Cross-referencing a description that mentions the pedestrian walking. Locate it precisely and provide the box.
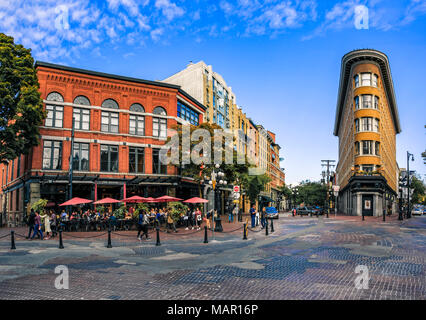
[232,205,238,223]
[228,206,234,223]
[194,207,202,230]
[50,211,57,237]
[26,209,36,239]
[40,211,51,240]
[261,207,266,228]
[166,211,177,233]
[255,209,260,226]
[250,204,256,228]
[31,211,44,240]
[185,208,194,230]
[137,210,145,240]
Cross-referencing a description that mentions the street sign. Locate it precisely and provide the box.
[233,192,240,199]
[333,191,339,197]
[332,185,340,192]
[234,186,240,193]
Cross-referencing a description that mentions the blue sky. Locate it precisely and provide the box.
[1,0,425,184]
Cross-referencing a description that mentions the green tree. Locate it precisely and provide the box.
[167,201,189,222]
[279,185,292,199]
[0,33,45,163]
[246,174,271,204]
[411,176,425,204]
[295,181,327,206]
[166,122,252,196]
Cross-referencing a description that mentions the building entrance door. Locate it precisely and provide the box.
[362,195,374,216]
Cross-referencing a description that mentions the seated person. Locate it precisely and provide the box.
[124,211,132,220]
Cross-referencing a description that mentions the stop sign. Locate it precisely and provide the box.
[234,186,240,193]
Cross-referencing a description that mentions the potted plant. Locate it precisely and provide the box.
[167,202,188,222]
[113,204,127,220]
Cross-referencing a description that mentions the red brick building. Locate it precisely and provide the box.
[0,62,206,226]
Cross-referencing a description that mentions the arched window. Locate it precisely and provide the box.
[102,99,119,109]
[73,96,91,105]
[129,104,145,136]
[153,106,167,116]
[46,92,64,102]
[152,107,167,138]
[45,92,64,127]
[130,103,145,113]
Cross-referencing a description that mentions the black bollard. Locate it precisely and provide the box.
[203,226,208,244]
[362,212,365,221]
[265,220,269,236]
[59,229,64,249]
[383,209,386,222]
[107,227,112,248]
[156,227,161,246]
[243,223,247,240]
[11,231,16,250]
[270,218,274,233]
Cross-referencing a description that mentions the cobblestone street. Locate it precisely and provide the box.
[0,214,424,300]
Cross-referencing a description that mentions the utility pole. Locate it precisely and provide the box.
[321,160,336,218]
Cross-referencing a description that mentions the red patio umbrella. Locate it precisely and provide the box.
[121,195,147,203]
[45,202,56,207]
[59,197,92,206]
[155,195,183,202]
[183,197,209,204]
[142,197,157,203]
[93,197,122,204]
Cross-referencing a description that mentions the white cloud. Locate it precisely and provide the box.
[155,0,185,21]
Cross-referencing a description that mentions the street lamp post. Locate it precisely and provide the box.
[207,164,227,233]
[406,151,414,219]
[398,175,404,221]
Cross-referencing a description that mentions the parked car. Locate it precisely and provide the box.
[309,206,324,216]
[411,208,423,216]
[296,207,313,216]
[265,207,279,219]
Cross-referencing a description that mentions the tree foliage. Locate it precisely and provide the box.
[246,174,271,204]
[167,201,188,222]
[294,181,327,206]
[0,33,46,163]
[166,122,256,196]
[411,176,425,204]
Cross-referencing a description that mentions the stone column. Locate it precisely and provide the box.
[356,193,362,216]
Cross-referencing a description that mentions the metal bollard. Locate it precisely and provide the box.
[11,231,16,250]
[270,218,274,233]
[265,220,269,236]
[383,209,386,222]
[156,227,161,246]
[243,223,247,240]
[203,226,208,244]
[59,229,64,249]
[107,227,112,248]
[362,213,365,221]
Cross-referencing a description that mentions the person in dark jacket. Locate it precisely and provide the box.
[260,207,266,229]
[31,211,43,240]
[26,209,36,239]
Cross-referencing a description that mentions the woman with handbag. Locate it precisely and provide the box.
[195,207,202,230]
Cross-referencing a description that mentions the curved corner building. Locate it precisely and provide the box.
[334,49,401,217]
